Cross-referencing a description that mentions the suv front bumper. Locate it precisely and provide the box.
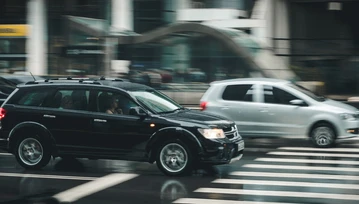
[199,139,244,165]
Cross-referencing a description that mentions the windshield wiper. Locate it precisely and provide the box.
[159,107,185,114]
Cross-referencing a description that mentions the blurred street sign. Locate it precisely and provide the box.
[0,25,28,37]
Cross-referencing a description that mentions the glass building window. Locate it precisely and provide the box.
[0,0,27,24]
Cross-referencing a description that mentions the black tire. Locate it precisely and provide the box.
[310,123,336,148]
[14,134,52,170]
[155,139,193,176]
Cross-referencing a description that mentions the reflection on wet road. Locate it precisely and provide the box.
[1,138,359,204]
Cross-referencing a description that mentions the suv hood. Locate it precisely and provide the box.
[163,109,235,128]
[322,99,358,113]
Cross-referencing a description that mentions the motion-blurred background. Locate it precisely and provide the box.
[1,0,359,105]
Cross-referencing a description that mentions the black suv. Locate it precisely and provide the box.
[0,77,244,176]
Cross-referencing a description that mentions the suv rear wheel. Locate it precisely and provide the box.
[156,139,193,176]
[310,123,336,148]
[14,134,51,169]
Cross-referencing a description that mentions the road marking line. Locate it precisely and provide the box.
[53,173,138,203]
[173,198,299,204]
[243,164,359,172]
[195,188,359,201]
[277,147,359,152]
[0,172,96,181]
[267,151,359,158]
[230,171,359,180]
[213,179,359,189]
[256,157,359,165]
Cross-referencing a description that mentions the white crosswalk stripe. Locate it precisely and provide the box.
[277,147,359,152]
[213,179,359,189]
[173,145,359,204]
[255,157,359,165]
[173,198,300,204]
[267,151,359,158]
[195,188,359,201]
[230,171,359,181]
[243,164,359,172]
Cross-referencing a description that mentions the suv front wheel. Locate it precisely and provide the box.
[156,139,193,176]
[14,135,51,169]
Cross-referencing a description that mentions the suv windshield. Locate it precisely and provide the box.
[288,83,326,102]
[130,89,183,114]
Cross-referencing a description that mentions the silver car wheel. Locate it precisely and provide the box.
[313,127,334,146]
[160,143,188,173]
[18,138,43,166]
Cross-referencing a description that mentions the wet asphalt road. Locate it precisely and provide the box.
[1,137,359,204]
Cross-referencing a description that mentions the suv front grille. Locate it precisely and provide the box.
[224,125,239,140]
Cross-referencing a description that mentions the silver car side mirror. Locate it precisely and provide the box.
[290,99,305,106]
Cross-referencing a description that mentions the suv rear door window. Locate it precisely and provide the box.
[222,84,254,102]
[43,89,90,111]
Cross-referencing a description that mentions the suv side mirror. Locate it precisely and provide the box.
[290,99,306,106]
[129,106,147,117]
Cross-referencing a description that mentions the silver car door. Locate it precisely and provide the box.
[258,84,310,137]
[218,83,263,137]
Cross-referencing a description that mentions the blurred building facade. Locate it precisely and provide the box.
[0,0,358,94]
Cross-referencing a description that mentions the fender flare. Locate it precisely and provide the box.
[146,127,204,159]
[8,121,58,155]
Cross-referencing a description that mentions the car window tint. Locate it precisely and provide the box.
[264,85,298,105]
[43,89,90,111]
[16,90,52,107]
[97,91,137,115]
[222,84,254,102]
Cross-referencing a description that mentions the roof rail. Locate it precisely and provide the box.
[25,81,39,85]
[44,77,90,82]
[98,76,126,82]
[23,78,102,85]
[79,80,102,85]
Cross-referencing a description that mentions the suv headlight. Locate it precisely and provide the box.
[340,113,356,121]
[198,128,225,139]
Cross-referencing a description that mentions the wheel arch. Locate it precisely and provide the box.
[307,120,338,138]
[8,121,58,156]
[146,127,204,163]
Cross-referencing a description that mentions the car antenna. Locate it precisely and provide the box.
[29,72,36,81]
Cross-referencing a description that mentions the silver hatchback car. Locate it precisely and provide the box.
[200,78,359,147]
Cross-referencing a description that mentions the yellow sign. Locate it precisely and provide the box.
[0,25,28,37]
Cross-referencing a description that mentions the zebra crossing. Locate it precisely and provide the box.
[173,145,359,204]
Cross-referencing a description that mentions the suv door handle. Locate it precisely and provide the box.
[94,119,107,123]
[43,114,56,118]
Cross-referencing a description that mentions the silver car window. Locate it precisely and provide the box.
[222,84,255,102]
[264,85,299,105]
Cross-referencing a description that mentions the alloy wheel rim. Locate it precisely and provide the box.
[18,138,43,166]
[314,127,333,146]
[160,143,188,173]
